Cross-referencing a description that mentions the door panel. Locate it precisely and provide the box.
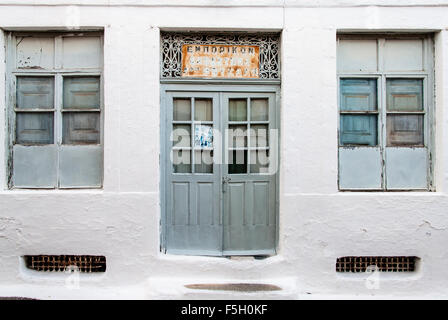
[171,182,190,226]
[222,92,277,255]
[223,180,276,255]
[165,92,222,255]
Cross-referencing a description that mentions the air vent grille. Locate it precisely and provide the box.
[336,256,418,272]
[24,255,106,272]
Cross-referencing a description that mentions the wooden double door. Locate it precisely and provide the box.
[162,85,279,256]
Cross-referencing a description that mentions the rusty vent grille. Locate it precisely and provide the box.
[24,255,106,273]
[336,256,418,272]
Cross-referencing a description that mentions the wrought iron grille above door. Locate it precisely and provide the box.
[160,32,281,79]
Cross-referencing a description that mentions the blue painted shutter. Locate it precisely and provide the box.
[13,76,56,188]
[385,78,427,189]
[340,79,377,146]
[60,76,102,188]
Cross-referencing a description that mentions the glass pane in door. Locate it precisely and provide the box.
[229,99,247,121]
[195,98,213,121]
[174,98,191,121]
[228,150,247,174]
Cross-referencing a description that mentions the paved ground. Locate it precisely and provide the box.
[0,297,37,300]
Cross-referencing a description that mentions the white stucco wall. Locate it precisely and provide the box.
[1,0,448,299]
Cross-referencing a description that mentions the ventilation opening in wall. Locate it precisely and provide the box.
[336,256,419,272]
[24,255,106,273]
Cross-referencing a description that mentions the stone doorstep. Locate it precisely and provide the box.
[144,277,300,299]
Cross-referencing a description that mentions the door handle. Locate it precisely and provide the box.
[222,176,231,193]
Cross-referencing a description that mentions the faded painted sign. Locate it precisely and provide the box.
[181,44,259,78]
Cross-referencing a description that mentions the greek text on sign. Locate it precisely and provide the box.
[181,45,260,78]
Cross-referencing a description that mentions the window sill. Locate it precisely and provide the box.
[0,188,104,195]
[337,190,442,196]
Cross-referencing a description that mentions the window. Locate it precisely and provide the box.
[7,32,103,188]
[337,35,434,190]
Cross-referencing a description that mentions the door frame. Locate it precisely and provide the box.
[160,82,281,255]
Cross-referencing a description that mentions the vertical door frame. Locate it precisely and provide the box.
[160,82,281,255]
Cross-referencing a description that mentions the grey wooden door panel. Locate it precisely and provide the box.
[167,225,222,256]
[165,91,222,255]
[166,179,221,254]
[253,182,271,225]
[227,181,275,226]
[223,226,276,256]
[226,182,245,226]
[169,179,218,226]
[170,182,190,226]
[223,180,276,254]
[222,92,277,255]
[197,182,215,226]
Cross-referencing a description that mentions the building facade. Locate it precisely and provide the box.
[0,0,448,299]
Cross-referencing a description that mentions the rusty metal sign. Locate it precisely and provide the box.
[181,44,260,78]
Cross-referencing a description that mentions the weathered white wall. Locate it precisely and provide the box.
[0,1,448,299]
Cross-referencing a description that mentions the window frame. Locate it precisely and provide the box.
[5,31,104,189]
[337,34,434,191]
